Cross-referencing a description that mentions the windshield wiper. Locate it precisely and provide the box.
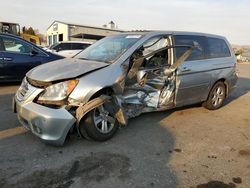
[79,57,89,60]
[92,59,111,64]
[79,57,111,64]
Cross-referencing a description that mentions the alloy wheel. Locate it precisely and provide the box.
[211,85,225,107]
[93,105,116,134]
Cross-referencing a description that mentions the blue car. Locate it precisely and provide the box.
[0,33,63,82]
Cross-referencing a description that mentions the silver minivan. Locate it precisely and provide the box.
[13,31,238,145]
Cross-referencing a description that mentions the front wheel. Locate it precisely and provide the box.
[203,81,226,110]
[79,104,119,141]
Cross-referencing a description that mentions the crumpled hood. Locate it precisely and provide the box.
[26,58,109,82]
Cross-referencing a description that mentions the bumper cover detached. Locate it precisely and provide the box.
[15,99,76,146]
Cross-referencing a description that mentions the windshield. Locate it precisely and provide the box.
[75,34,142,63]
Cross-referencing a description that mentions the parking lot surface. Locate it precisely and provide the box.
[0,63,249,188]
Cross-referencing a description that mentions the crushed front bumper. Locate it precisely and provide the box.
[14,98,76,146]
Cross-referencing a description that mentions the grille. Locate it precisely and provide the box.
[16,78,36,102]
[17,88,27,101]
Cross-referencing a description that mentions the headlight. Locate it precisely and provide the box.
[37,79,78,105]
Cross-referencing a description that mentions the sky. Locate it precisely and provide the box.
[1,0,250,45]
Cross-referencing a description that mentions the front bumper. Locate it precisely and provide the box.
[14,98,76,145]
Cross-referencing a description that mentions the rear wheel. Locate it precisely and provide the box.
[203,81,226,110]
[79,104,119,141]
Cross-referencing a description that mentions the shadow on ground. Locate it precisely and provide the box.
[0,98,178,188]
[224,77,250,105]
[0,93,19,131]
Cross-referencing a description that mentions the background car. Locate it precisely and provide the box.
[0,33,64,82]
[45,41,93,58]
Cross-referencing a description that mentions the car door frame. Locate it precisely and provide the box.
[174,35,211,107]
[125,34,180,110]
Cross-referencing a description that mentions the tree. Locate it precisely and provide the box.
[22,26,36,35]
[36,33,46,43]
[22,26,26,33]
[27,27,35,35]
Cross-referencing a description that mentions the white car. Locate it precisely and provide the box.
[47,41,92,58]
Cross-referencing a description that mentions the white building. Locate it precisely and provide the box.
[46,20,124,45]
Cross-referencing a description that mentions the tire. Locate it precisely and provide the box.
[79,104,119,141]
[203,81,226,110]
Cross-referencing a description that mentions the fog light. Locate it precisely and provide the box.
[32,119,43,134]
[33,125,42,134]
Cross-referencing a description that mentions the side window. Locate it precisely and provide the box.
[175,35,205,61]
[136,36,170,68]
[71,43,90,50]
[0,36,5,51]
[59,43,71,51]
[53,43,70,51]
[205,38,231,58]
[142,36,169,56]
[2,36,32,54]
[51,43,61,51]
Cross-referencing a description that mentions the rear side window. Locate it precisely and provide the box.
[52,43,71,51]
[71,43,90,50]
[175,35,205,61]
[205,37,231,58]
[59,43,71,51]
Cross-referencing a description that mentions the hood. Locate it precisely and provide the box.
[26,58,109,82]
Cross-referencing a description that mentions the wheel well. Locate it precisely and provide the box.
[89,87,114,101]
[213,78,229,97]
[204,78,228,102]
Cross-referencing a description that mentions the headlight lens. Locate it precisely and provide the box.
[37,80,78,103]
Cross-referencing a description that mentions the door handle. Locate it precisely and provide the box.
[3,57,13,61]
[181,67,191,72]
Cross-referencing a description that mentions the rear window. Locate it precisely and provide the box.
[205,37,231,58]
[175,35,205,61]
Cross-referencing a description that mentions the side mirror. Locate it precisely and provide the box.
[137,70,147,85]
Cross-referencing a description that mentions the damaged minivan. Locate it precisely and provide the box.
[13,31,238,145]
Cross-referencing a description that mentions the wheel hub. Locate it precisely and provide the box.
[93,105,115,134]
[211,86,224,107]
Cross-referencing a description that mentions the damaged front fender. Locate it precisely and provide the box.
[75,95,127,138]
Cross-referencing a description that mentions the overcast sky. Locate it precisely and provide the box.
[1,0,250,44]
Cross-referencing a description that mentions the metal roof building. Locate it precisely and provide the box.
[46,20,124,45]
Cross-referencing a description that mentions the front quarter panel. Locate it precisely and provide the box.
[69,62,124,104]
